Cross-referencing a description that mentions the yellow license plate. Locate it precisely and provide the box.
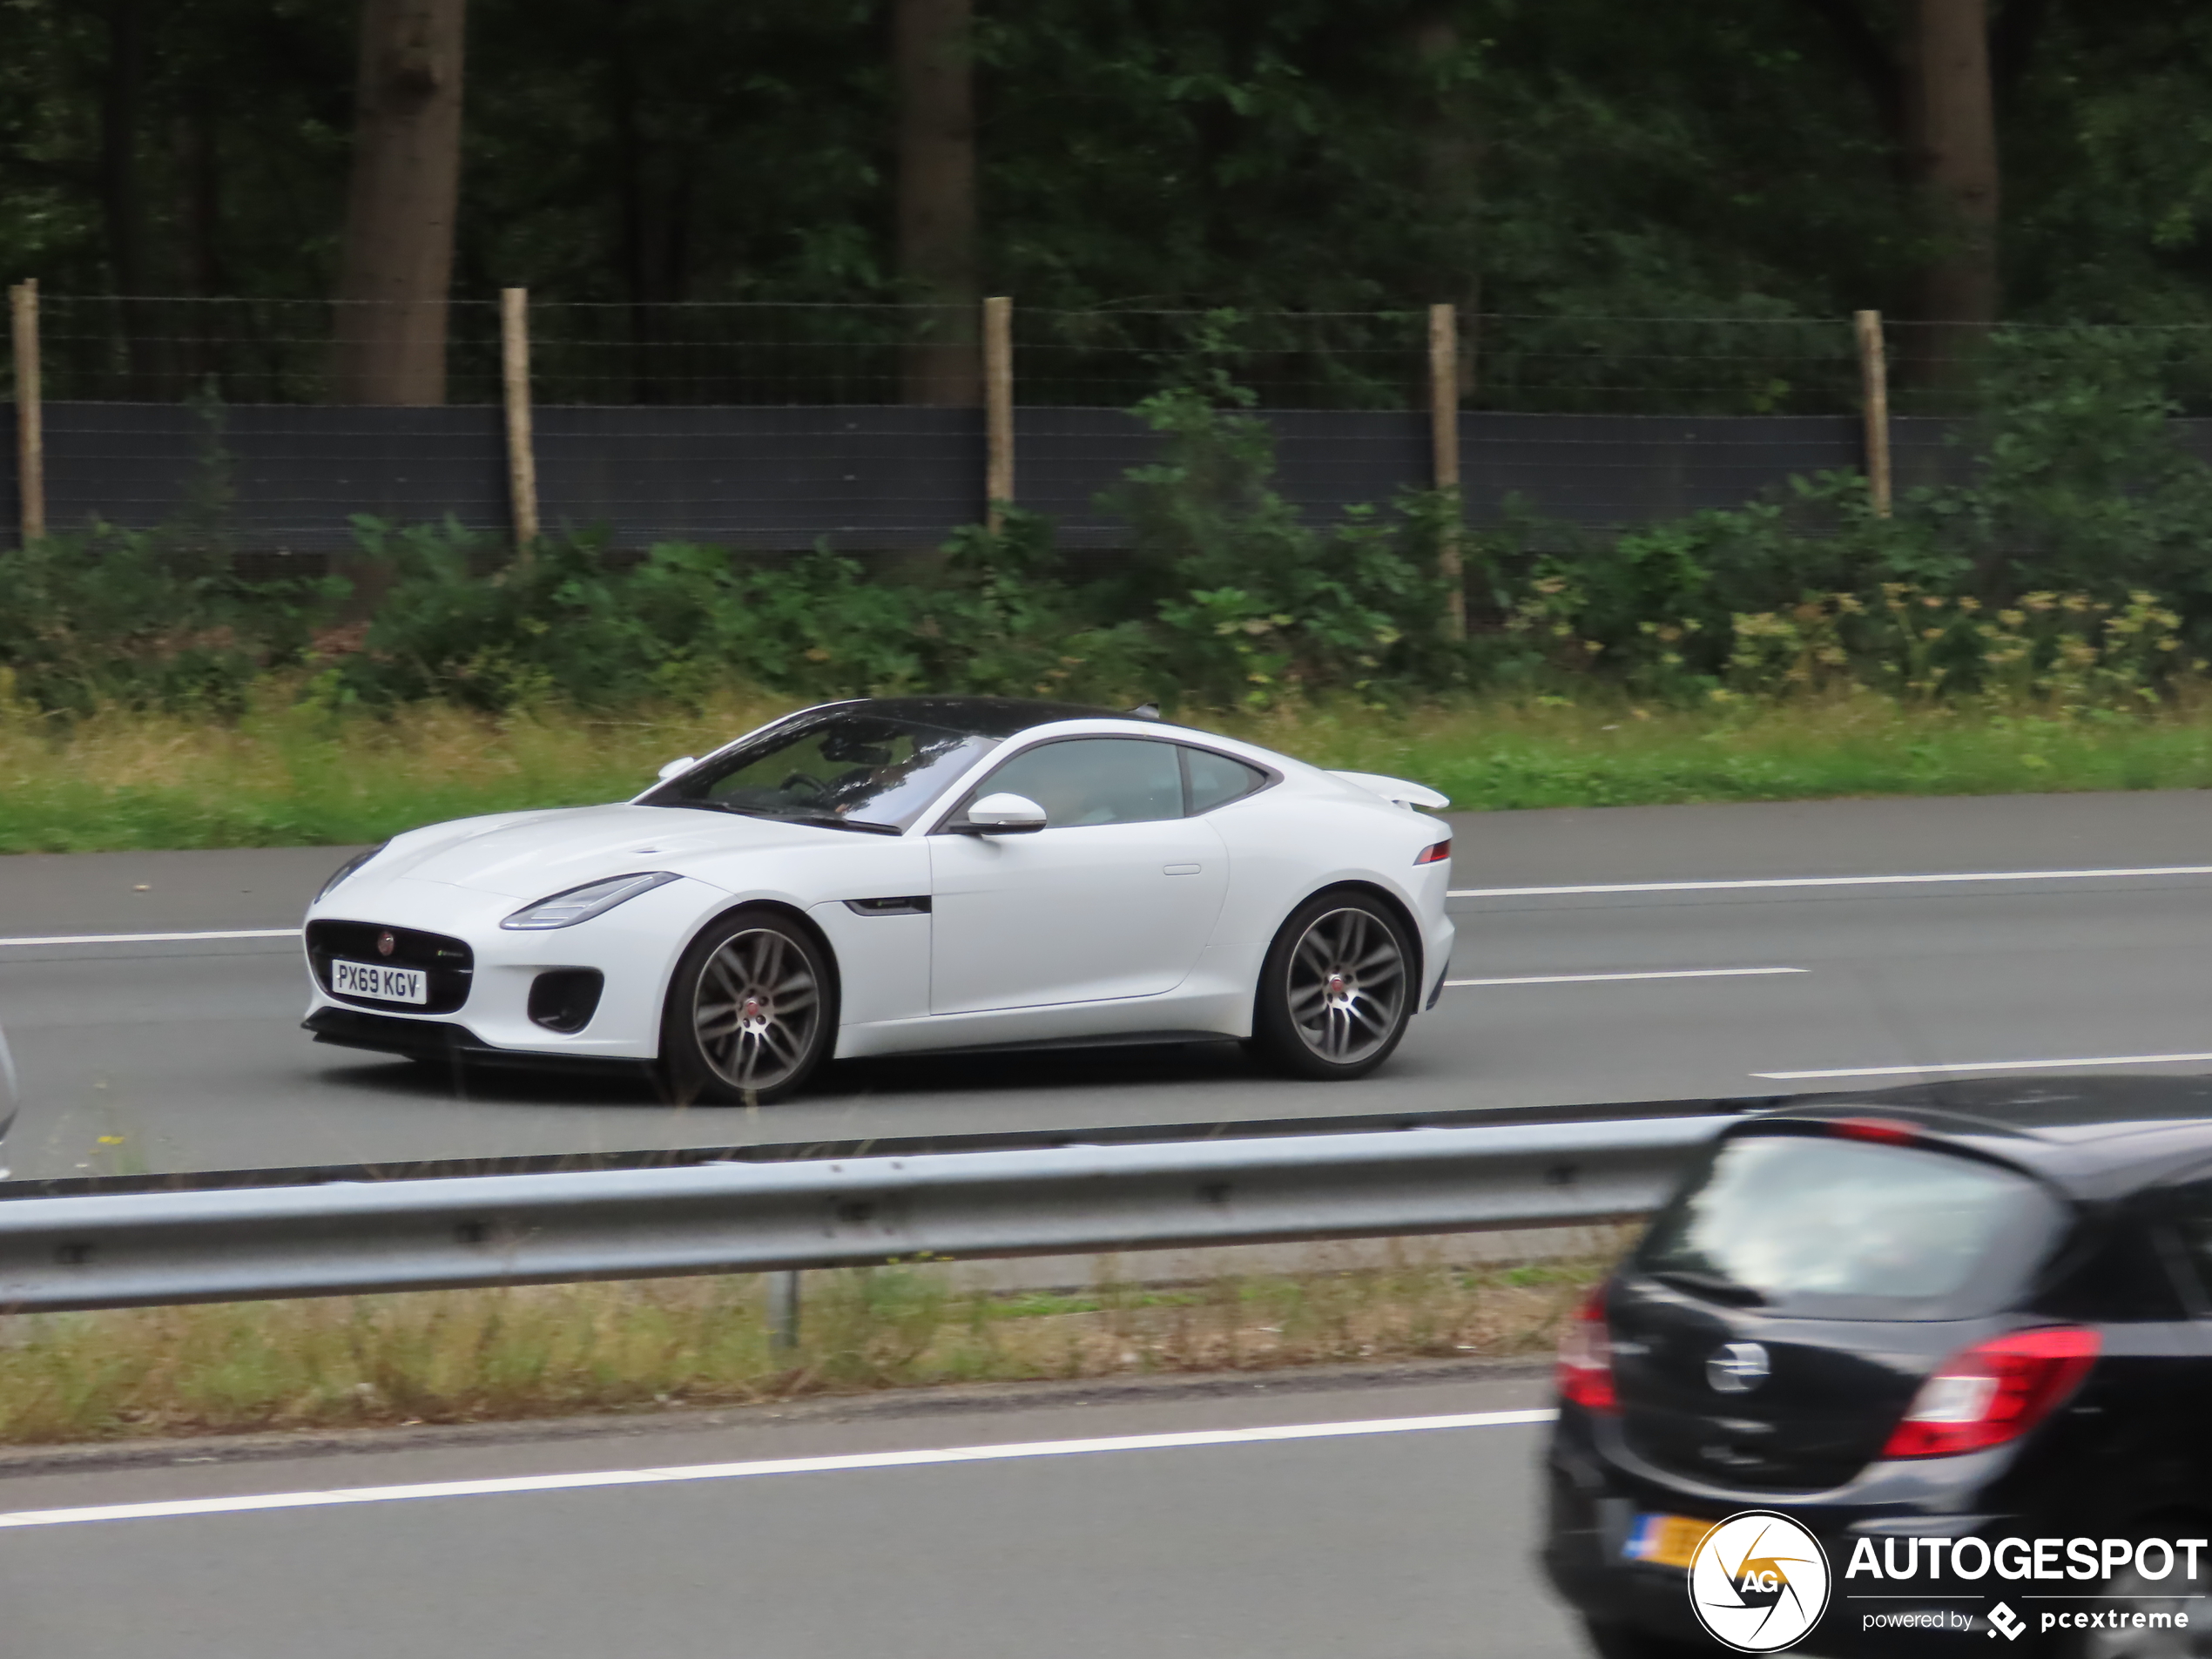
[1623,1513,1710,1569]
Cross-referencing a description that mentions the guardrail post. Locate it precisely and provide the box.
[501,286,540,552]
[982,294,1013,532]
[1853,308,1892,519]
[1427,302,1465,642]
[766,1268,801,1352]
[10,279,44,546]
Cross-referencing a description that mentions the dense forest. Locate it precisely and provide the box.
[3,0,2210,350]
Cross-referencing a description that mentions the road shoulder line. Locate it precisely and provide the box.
[0,1407,1560,1528]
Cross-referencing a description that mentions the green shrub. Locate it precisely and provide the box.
[1109,384,1460,707]
[0,521,338,716]
[1472,327,2212,707]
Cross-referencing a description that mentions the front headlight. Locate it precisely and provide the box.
[315,842,388,904]
[500,872,680,931]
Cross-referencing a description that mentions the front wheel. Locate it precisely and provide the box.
[1247,888,1416,1081]
[659,907,835,1105]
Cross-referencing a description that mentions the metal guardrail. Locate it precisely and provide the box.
[0,1115,1731,1316]
[0,1093,1768,1202]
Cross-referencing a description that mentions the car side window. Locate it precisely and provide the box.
[1183,746,1265,813]
[2152,1181,2212,1316]
[972,738,1184,827]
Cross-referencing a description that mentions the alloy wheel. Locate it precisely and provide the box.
[691,927,822,1090]
[1285,906,1407,1065]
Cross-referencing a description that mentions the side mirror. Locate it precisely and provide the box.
[961,792,1049,835]
[657,756,698,783]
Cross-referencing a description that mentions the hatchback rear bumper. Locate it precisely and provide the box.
[1542,1408,2036,1656]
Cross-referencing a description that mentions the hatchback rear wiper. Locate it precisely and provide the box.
[1647,1267,1769,1307]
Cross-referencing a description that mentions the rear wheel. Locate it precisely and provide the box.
[2069,1523,2212,1658]
[1581,1620,1708,1659]
[1247,888,1415,1081]
[659,907,834,1105]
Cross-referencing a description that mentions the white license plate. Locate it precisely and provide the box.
[332,958,428,1005]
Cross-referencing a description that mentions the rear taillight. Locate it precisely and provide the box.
[1556,1283,1617,1413]
[1880,1326,2101,1459]
[1828,1116,1919,1147]
[1416,839,1451,866]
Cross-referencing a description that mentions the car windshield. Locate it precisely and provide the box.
[1637,1132,2061,1317]
[644,712,998,830]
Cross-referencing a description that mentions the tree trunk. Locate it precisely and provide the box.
[330,0,468,406]
[1909,0,1999,376]
[98,0,153,392]
[1409,13,1480,398]
[894,0,979,406]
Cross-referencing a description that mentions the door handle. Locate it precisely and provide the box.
[1163,863,1203,876]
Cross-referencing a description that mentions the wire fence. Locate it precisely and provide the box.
[11,295,2212,553]
[5,295,2045,415]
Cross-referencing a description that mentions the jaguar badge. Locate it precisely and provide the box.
[376,930,397,957]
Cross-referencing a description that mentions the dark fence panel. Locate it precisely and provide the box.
[10,402,2181,555]
[535,406,982,550]
[37,403,507,550]
[1,405,15,542]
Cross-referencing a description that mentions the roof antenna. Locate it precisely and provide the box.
[1127,703,1161,719]
[1844,962,1966,1116]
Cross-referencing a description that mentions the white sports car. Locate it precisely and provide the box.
[302,698,1454,1103]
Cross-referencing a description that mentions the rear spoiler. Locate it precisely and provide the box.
[1325,770,1451,811]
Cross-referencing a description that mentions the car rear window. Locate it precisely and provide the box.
[1636,1132,2065,1318]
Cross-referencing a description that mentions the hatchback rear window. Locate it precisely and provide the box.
[1636,1132,2064,1319]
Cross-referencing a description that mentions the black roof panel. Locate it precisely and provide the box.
[1748,1075,2212,1197]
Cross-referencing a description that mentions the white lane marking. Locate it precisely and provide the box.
[1757,1052,2212,1081]
[1450,865,2212,900]
[0,1408,1556,1530]
[0,928,300,948]
[1447,967,1804,988]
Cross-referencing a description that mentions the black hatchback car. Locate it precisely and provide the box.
[1543,1077,2212,1657]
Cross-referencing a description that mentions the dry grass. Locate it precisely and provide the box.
[10,679,2212,852]
[0,1245,1610,1446]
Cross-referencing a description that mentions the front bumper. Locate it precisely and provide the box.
[301,1008,656,1076]
[301,873,718,1062]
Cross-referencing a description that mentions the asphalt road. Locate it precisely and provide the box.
[4,790,2212,1177]
[0,1370,1568,1659]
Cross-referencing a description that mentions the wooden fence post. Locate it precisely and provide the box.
[10,280,44,545]
[982,295,1013,532]
[1428,302,1466,642]
[1853,308,1892,520]
[500,287,540,551]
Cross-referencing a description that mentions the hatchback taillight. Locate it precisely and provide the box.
[1880,1326,2101,1459]
[1416,839,1451,866]
[1556,1283,1617,1413]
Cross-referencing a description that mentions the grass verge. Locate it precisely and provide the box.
[0,1248,1604,1446]
[7,685,2212,853]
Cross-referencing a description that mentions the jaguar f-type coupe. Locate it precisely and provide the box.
[302,698,1455,1102]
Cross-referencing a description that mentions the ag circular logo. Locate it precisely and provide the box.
[1688,1511,1831,1653]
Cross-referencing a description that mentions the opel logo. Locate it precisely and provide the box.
[376,930,397,958]
[1708,1341,1769,1394]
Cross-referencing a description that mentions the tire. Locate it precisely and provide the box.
[2060,1522,2212,1658]
[659,907,836,1105]
[1581,1622,1708,1659]
[1247,887,1416,1081]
